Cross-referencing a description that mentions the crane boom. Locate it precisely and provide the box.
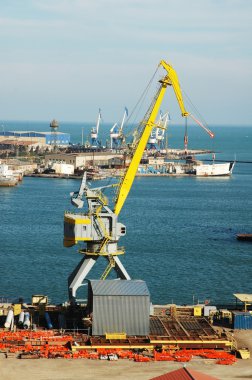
[114,60,188,216]
[96,108,102,134]
[159,60,189,118]
[160,61,214,139]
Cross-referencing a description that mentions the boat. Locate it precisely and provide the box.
[138,159,235,177]
[236,234,252,242]
[0,176,18,187]
[0,164,19,187]
[189,161,235,177]
[172,155,235,176]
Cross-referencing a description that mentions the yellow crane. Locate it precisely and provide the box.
[114,60,189,216]
[64,60,189,303]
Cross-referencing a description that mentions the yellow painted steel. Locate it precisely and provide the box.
[67,237,92,242]
[159,60,189,118]
[150,339,232,346]
[105,332,126,340]
[31,295,48,305]
[193,306,203,316]
[72,345,155,352]
[101,255,116,279]
[82,249,125,256]
[114,60,188,216]
[13,304,21,316]
[71,339,232,352]
[64,237,92,247]
[64,215,91,225]
[238,348,250,359]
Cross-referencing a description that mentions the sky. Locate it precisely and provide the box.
[0,0,252,125]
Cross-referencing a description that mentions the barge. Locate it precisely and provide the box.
[237,234,252,241]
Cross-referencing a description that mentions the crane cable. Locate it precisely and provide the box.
[189,114,214,138]
[123,65,160,139]
[99,67,159,192]
[182,88,216,155]
[182,89,208,127]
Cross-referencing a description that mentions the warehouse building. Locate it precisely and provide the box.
[87,280,150,336]
[45,151,125,169]
[0,131,70,147]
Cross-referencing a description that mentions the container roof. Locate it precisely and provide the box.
[232,311,251,316]
[234,293,252,303]
[89,280,150,296]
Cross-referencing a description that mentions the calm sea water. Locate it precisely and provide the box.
[0,122,252,305]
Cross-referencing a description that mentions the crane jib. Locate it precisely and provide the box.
[114,73,177,216]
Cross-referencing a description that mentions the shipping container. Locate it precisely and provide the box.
[232,311,252,329]
[204,306,217,317]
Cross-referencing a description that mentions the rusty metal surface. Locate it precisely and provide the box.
[149,316,220,341]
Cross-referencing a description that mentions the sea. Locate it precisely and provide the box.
[0,120,252,306]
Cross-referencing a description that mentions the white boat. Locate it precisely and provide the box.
[138,159,235,177]
[193,162,235,176]
[0,176,18,186]
[0,164,18,186]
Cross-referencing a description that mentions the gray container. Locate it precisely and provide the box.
[204,306,217,317]
[88,280,150,336]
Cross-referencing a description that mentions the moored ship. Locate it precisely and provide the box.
[189,161,235,176]
[0,164,19,186]
[138,158,235,177]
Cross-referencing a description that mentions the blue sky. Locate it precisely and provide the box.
[0,0,252,125]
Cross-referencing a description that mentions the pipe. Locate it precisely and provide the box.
[4,309,14,328]
[23,312,31,329]
[18,311,25,326]
[45,312,53,329]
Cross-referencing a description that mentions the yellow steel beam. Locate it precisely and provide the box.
[114,60,188,216]
[71,339,232,352]
[64,215,91,225]
[114,78,168,216]
[150,340,232,346]
[159,60,189,117]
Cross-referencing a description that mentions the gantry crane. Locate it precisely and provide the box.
[90,109,102,148]
[147,111,169,150]
[156,112,169,150]
[110,107,128,149]
[64,60,189,303]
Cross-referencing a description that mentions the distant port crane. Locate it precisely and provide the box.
[110,107,128,149]
[64,60,190,303]
[90,109,102,148]
[156,112,169,150]
[147,111,169,150]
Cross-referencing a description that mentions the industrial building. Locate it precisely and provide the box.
[0,131,70,149]
[87,280,150,336]
[45,151,125,170]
